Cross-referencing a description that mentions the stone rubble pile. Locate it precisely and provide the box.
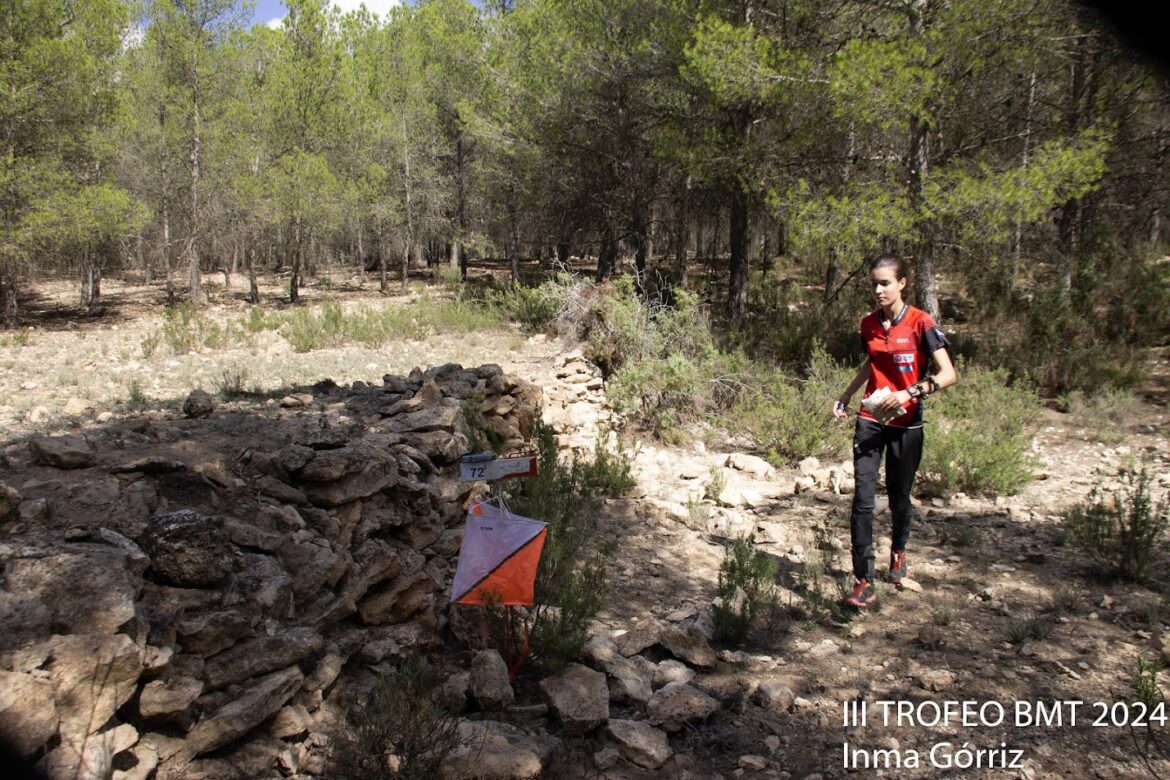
[0,363,552,780]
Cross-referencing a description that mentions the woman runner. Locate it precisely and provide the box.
[833,255,957,608]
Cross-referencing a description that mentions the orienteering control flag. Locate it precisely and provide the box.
[451,501,548,606]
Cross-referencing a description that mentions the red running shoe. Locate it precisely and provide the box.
[888,550,907,585]
[844,578,876,608]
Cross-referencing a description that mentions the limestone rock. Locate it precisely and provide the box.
[604,654,655,705]
[919,669,956,692]
[647,682,720,732]
[739,754,768,771]
[15,634,144,770]
[278,536,340,599]
[607,719,673,770]
[440,720,558,780]
[203,628,323,691]
[386,402,464,435]
[726,453,775,480]
[304,652,346,694]
[357,570,437,625]
[435,672,470,714]
[140,510,232,588]
[295,440,402,507]
[110,457,187,475]
[752,680,795,710]
[177,610,255,657]
[653,660,695,690]
[0,669,59,757]
[182,390,217,419]
[29,434,97,469]
[268,704,313,739]
[0,481,21,519]
[539,663,609,735]
[139,675,204,721]
[616,619,663,657]
[659,624,717,670]
[183,666,304,758]
[0,546,141,652]
[470,649,514,711]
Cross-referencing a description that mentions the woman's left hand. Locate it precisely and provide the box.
[877,389,912,413]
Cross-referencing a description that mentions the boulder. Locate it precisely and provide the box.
[139,676,204,721]
[440,720,558,780]
[8,634,144,773]
[0,546,141,652]
[278,536,340,599]
[203,628,323,691]
[110,457,187,475]
[616,619,664,657]
[435,672,470,714]
[295,440,402,507]
[0,481,21,519]
[539,663,609,735]
[725,453,775,480]
[607,719,673,770]
[182,390,217,419]
[752,680,795,710]
[0,669,59,757]
[386,402,464,435]
[268,704,313,739]
[653,660,694,690]
[357,571,437,625]
[604,654,655,704]
[140,510,232,588]
[402,430,469,464]
[177,610,255,657]
[659,624,717,670]
[470,650,514,710]
[29,434,97,469]
[647,682,720,732]
[183,666,304,758]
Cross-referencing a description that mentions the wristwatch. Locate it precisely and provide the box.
[907,383,923,399]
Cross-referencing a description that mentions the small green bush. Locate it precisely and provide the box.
[327,656,467,780]
[486,279,566,331]
[970,284,1150,394]
[726,345,854,464]
[143,303,245,357]
[508,422,633,670]
[713,536,778,646]
[1064,464,1169,584]
[918,362,1039,497]
[213,366,251,400]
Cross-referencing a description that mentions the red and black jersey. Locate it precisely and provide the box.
[857,304,949,428]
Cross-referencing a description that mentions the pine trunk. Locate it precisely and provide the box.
[728,190,749,321]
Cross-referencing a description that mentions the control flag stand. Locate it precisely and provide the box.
[451,450,545,677]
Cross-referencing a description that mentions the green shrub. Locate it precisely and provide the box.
[507,422,633,670]
[143,303,245,357]
[1003,614,1055,645]
[327,656,467,780]
[0,329,31,348]
[486,278,567,331]
[969,285,1149,394]
[713,536,778,646]
[1064,464,1169,584]
[213,366,251,400]
[726,345,855,464]
[918,362,1039,497]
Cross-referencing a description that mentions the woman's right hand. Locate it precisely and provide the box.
[832,399,850,420]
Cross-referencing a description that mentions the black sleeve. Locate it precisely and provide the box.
[922,321,950,355]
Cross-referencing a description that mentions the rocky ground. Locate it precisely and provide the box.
[2,275,1169,779]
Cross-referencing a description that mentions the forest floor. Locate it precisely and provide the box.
[3,272,1170,779]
